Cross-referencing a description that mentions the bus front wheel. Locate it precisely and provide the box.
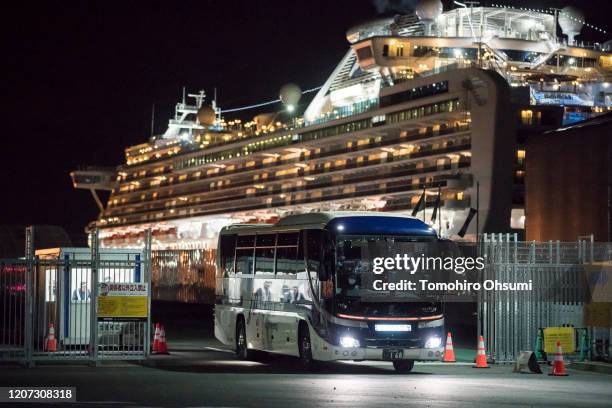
[298,323,316,369]
[393,360,415,373]
[236,317,253,360]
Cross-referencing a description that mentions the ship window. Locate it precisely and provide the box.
[356,46,373,60]
[382,44,389,57]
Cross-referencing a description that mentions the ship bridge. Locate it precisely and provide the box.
[304,2,611,123]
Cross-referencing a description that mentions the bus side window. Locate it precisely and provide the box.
[219,234,236,277]
[255,234,275,275]
[276,232,299,276]
[305,229,322,273]
[236,235,255,274]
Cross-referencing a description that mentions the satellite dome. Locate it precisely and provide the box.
[197,106,216,126]
[279,83,302,107]
[558,6,584,43]
[415,0,443,22]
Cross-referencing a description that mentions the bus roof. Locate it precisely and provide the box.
[222,212,437,237]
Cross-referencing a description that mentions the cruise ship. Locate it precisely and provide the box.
[72,1,612,302]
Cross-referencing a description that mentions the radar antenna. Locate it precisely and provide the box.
[187,90,207,108]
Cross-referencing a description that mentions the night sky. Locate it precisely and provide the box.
[2,0,611,234]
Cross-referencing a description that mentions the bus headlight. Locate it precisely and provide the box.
[339,336,360,348]
[425,336,442,349]
[418,318,444,329]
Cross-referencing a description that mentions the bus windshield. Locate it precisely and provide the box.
[334,235,443,315]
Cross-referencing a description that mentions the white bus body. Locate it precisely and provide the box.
[214,212,446,372]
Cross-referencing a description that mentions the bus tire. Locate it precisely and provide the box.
[235,317,253,360]
[298,322,316,369]
[393,360,415,373]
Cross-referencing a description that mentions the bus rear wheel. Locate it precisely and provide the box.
[298,324,316,369]
[236,317,253,360]
[393,360,415,373]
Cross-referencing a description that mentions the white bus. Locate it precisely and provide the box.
[214,212,448,372]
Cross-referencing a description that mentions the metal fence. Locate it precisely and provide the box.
[151,249,216,303]
[0,227,152,366]
[479,233,612,363]
[0,260,27,362]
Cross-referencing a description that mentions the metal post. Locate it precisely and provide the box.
[475,181,481,347]
[476,181,480,236]
[422,187,426,223]
[90,229,100,366]
[24,226,34,367]
[476,237,483,340]
[438,186,442,235]
[144,229,152,359]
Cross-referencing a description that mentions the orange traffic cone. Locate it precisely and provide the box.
[152,323,161,352]
[549,341,569,376]
[45,323,57,352]
[473,335,490,368]
[156,325,169,355]
[443,332,456,363]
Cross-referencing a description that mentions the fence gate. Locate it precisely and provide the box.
[478,234,612,363]
[0,227,152,366]
[0,259,28,362]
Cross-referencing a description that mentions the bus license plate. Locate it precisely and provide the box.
[383,349,404,360]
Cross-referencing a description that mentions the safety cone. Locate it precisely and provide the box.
[45,323,57,352]
[549,341,569,376]
[443,332,456,363]
[152,323,161,352]
[156,325,169,355]
[473,335,490,368]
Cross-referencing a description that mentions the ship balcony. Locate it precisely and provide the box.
[99,163,470,228]
[102,154,471,222]
[108,128,471,206]
[118,100,467,193]
[117,114,470,191]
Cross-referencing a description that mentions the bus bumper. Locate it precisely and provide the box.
[311,331,443,362]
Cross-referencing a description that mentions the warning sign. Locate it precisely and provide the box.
[97,283,148,320]
[543,327,575,354]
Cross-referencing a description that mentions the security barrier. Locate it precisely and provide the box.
[0,227,152,366]
[479,234,612,363]
[0,260,27,362]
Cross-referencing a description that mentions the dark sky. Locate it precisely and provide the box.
[2,0,610,233]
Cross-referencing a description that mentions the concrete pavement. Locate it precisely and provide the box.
[1,302,609,407]
[1,339,611,407]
